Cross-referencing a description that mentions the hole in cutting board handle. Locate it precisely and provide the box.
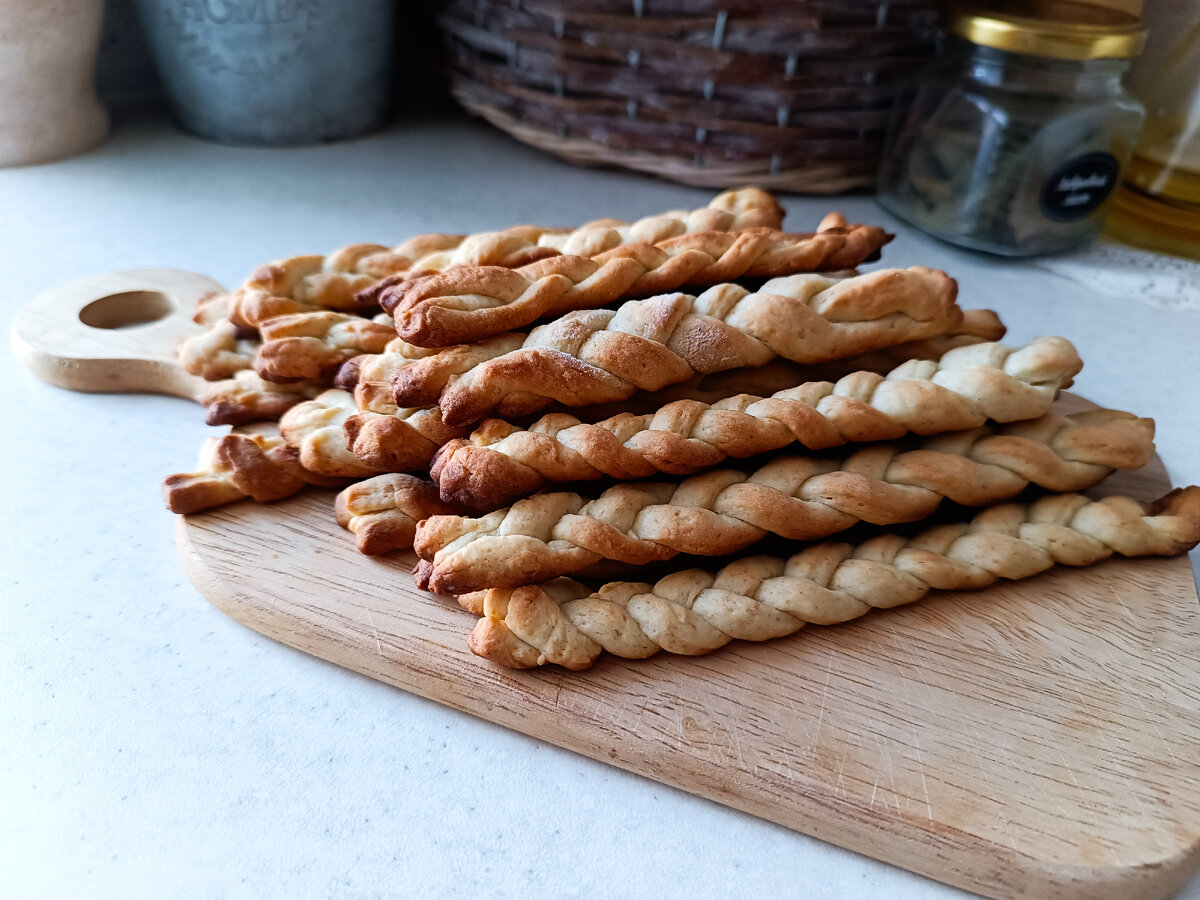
[78,290,174,329]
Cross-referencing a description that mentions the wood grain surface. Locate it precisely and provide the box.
[177,395,1200,900]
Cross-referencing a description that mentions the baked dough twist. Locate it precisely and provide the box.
[162,426,348,515]
[343,406,470,473]
[387,224,891,347]
[338,310,1005,476]
[198,371,325,426]
[335,474,460,555]
[413,408,1155,594]
[277,390,382,478]
[338,333,527,470]
[253,311,396,383]
[431,336,1081,509]
[177,189,784,392]
[179,319,259,381]
[416,268,964,427]
[229,188,784,328]
[460,487,1200,669]
[564,308,1007,419]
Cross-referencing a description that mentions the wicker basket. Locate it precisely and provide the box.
[440,0,943,193]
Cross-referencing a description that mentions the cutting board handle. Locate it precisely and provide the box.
[11,268,226,399]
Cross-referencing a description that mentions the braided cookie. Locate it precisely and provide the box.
[584,308,1007,419]
[344,406,470,473]
[198,371,325,426]
[179,319,259,381]
[344,332,527,411]
[340,311,1007,478]
[231,188,784,328]
[387,223,891,347]
[335,474,460,556]
[162,427,348,515]
[460,487,1200,669]
[413,408,1155,594]
[277,390,382,478]
[177,189,784,388]
[253,311,396,383]
[332,334,531,472]
[335,308,1002,476]
[431,336,1082,509]
[419,267,964,427]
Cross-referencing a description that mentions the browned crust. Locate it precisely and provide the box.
[432,269,963,428]
[253,312,396,384]
[387,225,892,347]
[162,433,347,515]
[429,336,1082,511]
[334,474,459,556]
[463,487,1200,670]
[412,410,1157,593]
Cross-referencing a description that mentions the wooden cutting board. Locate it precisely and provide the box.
[15,270,1200,900]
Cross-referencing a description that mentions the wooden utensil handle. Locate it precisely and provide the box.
[11,268,226,399]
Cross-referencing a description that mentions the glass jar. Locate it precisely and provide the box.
[1106,9,1200,259]
[878,3,1146,256]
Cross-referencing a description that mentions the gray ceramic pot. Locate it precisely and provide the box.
[135,0,396,145]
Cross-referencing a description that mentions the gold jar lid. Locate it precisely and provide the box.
[951,1,1147,61]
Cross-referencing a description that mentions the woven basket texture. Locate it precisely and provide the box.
[440,0,943,193]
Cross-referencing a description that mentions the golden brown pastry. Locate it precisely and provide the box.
[414,268,964,427]
[177,189,786,401]
[387,223,891,347]
[253,311,396,383]
[198,371,325,426]
[413,408,1155,594]
[336,311,1005,479]
[431,336,1082,509]
[460,487,1200,669]
[162,426,348,515]
[229,188,786,328]
[276,390,384,479]
[335,474,460,556]
[574,308,1007,418]
[178,319,259,381]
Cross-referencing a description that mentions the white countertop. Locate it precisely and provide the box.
[2,112,1199,900]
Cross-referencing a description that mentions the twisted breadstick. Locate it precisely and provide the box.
[574,308,1007,419]
[335,474,460,556]
[162,427,348,515]
[345,332,527,411]
[253,311,396,383]
[277,390,382,478]
[388,223,891,347]
[460,487,1200,669]
[413,409,1155,594]
[333,335,529,472]
[198,370,325,426]
[179,319,259,381]
[431,336,1081,509]
[418,268,964,427]
[230,188,784,328]
[228,236,527,329]
[177,189,784,392]
[335,310,1004,476]
[344,406,470,473]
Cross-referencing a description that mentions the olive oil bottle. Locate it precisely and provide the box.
[1107,19,1200,258]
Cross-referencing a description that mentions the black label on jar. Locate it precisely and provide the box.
[1040,153,1120,222]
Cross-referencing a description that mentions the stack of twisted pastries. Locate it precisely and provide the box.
[162,188,1200,671]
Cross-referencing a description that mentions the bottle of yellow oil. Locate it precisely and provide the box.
[1106,15,1200,258]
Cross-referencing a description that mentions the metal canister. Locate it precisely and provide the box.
[135,0,396,145]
